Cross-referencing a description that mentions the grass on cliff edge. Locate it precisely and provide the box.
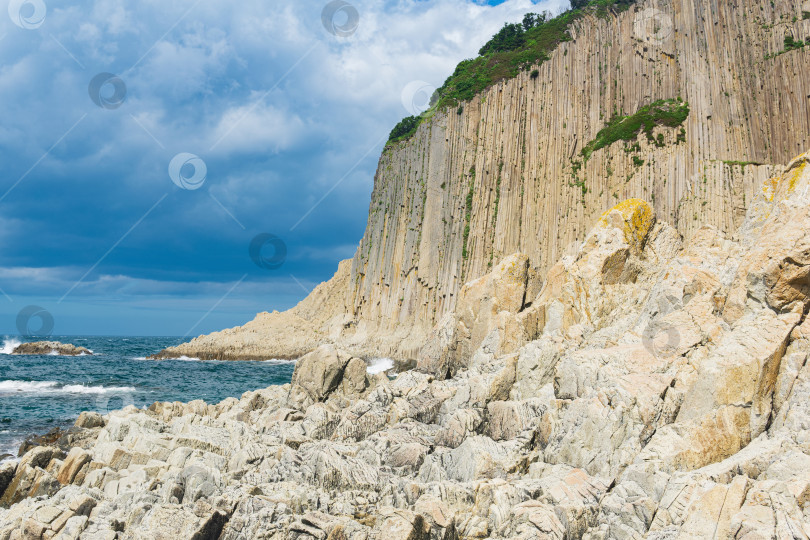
[580,98,690,162]
[386,0,637,145]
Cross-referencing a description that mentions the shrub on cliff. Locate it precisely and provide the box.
[580,98,690,162]
[433,0,637,110]
[385,0,640,147]
[388,115,422,144]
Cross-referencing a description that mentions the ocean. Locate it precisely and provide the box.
[0,336,296,461]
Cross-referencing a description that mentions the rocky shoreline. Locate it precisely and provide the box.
[2,152,810,538]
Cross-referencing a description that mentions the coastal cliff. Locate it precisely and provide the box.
[6,1,810,538]
[5,150,810,538]
[157,0,810,362]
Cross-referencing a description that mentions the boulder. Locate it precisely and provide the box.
[56,448,91,485]
[289,344,368,408]
[375,508,429,540]
[417,254,531,377]
[0,461,16,500]
[75,411,105,429]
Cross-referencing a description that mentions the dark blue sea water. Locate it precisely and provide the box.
[0,336,295,461]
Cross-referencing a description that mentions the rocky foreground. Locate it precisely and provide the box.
[3,152,810,538]
[12,342,93,357]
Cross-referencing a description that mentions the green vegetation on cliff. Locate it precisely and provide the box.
[386,0,636,145]
[388,116,422,144]
[581,98,690,162]
[462,173,475,261]
[765,34,807,59]
[567,98,689,202]
[437,0,637,109]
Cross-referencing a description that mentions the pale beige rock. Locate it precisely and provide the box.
[56,449,90,486]
[375,507,429,540]
[288,344,365,408]
[74,412,104,429]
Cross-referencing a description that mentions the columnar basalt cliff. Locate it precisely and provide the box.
[157,0,810,363]
[6,150,810,538]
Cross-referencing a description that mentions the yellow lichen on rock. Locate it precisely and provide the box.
[754,154,808,219]
[762,152,808,202]
[761,176,780,202]
[786,161,807,194]
[597,198,655,251]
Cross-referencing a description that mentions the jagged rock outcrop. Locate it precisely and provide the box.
[5,150,810,538]
[158,0,810,362]
[13,341,93,356]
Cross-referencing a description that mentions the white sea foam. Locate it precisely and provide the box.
[366,357,395,375]
[263,359,296,365]
[0,380,58,392]
[60,384,136,394]
[0,441,20,463]
[0,338,21,355]
[0,380,136,395]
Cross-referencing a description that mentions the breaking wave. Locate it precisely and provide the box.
[0,380,136,395]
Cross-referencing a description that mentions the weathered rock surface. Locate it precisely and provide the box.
[13,341,93,356]
[157,0,810,363]
[4,149,810,538]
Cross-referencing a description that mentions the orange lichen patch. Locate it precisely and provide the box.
[786,162,807,194]
[760,158,807,203]
[597,198,655,251]
[761,176,780,202]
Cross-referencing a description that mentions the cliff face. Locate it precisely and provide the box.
[157,0,810,361]
[344,0,810,356]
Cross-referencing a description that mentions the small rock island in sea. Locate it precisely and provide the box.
[12,341,93,357]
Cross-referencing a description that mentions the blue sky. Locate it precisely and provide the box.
[0,0,567,336]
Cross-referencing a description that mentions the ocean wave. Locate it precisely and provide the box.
[366,357,395,375]
[0,380,137,395]
[0,338,21,355]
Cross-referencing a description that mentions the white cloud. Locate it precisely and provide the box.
[209,99,308,155]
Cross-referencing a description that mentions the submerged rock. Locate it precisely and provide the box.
[12,341,93,356]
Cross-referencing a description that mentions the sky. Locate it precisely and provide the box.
[0,0,568,337]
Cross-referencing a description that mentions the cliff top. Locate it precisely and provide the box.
[387,0,639,145]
